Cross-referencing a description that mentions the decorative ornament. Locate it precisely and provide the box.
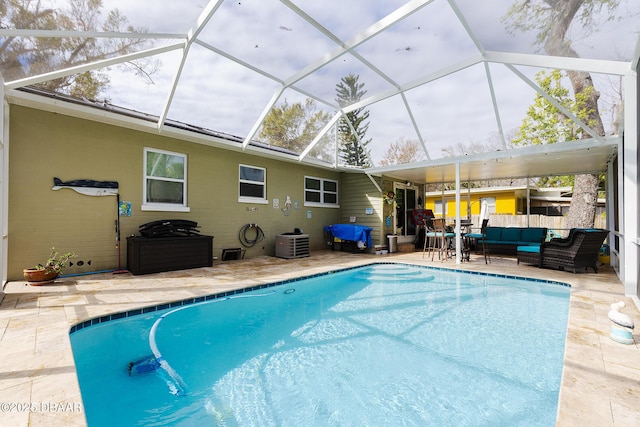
[383,191,396,205]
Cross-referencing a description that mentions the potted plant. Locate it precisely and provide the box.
[383,191,396,206]
[23,248,76,285]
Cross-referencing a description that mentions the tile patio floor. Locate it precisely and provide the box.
[0,250,638,426]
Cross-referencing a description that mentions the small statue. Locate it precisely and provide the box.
[608,301,635,345]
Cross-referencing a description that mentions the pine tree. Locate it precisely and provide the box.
[335,74,372,167]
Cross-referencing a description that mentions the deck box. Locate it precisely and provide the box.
[127,235,213,275]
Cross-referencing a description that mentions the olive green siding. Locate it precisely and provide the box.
[338,174,385,247]
[7,105,340,280]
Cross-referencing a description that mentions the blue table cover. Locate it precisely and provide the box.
[324,224,373,247]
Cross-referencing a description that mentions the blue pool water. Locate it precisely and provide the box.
[70,263,570,426]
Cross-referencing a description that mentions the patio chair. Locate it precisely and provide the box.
[423,218,454,261]
[465,218,490,264]
[540,228,609,273]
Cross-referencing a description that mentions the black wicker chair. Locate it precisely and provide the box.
[540,228,608,273]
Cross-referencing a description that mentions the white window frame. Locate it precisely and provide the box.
[480,197,497,214]
[238,164,268,204]
[142,147,189,212]
[304,176,339,208]
[434,199,448,216]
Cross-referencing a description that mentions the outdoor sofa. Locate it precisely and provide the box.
[476,226,548,255]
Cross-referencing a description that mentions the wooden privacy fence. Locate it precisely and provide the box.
[454,214,607,237]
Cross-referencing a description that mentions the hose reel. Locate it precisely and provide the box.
[239,223,265,247]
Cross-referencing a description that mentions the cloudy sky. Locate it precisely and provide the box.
[18,0,639,165]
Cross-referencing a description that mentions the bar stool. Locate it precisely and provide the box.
[423,218,452,261]
[423,219,435,258]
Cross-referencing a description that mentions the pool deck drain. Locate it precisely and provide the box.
[0,250,638,426]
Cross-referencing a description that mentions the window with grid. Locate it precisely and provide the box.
[142,148,189,212]
[239,164,267,203]
[304,176,338,207]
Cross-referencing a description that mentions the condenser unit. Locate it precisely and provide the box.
[275,234,310,259]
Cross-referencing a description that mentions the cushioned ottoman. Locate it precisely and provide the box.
[517,245,541,266]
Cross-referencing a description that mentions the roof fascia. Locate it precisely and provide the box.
[367,136,618,175]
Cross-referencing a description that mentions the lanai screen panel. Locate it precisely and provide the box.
[0,0,638,167]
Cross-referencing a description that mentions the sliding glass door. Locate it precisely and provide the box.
[394,185,417,237]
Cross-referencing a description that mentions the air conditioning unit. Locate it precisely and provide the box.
[275,234,310,259]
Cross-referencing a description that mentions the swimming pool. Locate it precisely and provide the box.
[70,263,570,426]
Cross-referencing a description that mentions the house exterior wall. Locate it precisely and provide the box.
[7,105,340,280]
[494,193,518,215]
[339,173,384,247]
[424,190,519,218]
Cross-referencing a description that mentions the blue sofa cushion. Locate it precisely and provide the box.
[521,227,547,243]
[500,227,522,242]
[517,245,540,253]
[483,227,502,241]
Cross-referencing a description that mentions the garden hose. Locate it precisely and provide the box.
[239,223,265,247]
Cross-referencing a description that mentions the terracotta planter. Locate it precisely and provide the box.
[23,268,58,285]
